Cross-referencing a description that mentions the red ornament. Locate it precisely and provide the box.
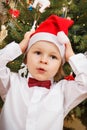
[6,0,9,4]
[64,74,75,80]
[9,9,20,18]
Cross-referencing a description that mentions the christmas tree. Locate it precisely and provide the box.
[0,0,87,53]
[0,0,87,129]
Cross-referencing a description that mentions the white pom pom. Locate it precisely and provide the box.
[57,31,70,44]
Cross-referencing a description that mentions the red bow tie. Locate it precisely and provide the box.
[28,77,51,89]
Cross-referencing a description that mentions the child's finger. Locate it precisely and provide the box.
[65,42,75,61]
[24,30,35,39]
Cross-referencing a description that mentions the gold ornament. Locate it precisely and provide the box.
[0,25,8,42]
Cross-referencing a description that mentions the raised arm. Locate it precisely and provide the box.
[62,35,87,117]
[0,31,34,100]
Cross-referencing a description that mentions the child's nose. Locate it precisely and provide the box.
[40,55,48,64]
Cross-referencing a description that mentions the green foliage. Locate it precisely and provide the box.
[2,0,87,54]
[7,54,24,72]
[0,41,7,49]
[0,96,3,108]
[68,99,87,127]
[63,62,72,75]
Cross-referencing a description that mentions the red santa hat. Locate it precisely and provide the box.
[28,15,74,61]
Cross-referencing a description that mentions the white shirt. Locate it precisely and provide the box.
[0,42,87,130]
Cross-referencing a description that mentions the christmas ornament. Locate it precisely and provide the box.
[8,9,20,18]
[8,0,20,18]
[30,20,37,31]
[19,63,28,78]
[32,0,50,13]
[26,0,32,5]
[64,72,75,80]
[9,0,16,9]
[62,6,67,18]
[28,4,33,11]
[0,25,8,42]
[6,0,9,4]
[27,0,33,11]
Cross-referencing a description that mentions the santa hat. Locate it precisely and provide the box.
[28,15,74,61]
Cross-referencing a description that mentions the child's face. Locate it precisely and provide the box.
[27,41,62,81]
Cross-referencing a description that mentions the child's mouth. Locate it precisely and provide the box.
[37,68,46,73]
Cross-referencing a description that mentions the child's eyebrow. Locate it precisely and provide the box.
[50,51,60,55]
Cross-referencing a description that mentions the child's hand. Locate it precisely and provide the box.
[19,31,35,53]
[65,42,75,62]
[57,31,75,62]
[24,31,34,40]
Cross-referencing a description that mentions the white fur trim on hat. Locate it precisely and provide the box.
[28,32,65,59]
[57,31,70,44]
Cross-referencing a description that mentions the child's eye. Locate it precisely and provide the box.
[35,51,41,55]
[51,55,57,59]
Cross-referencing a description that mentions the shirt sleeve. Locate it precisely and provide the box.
[63,53,87,117]
[0,41,22,100]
